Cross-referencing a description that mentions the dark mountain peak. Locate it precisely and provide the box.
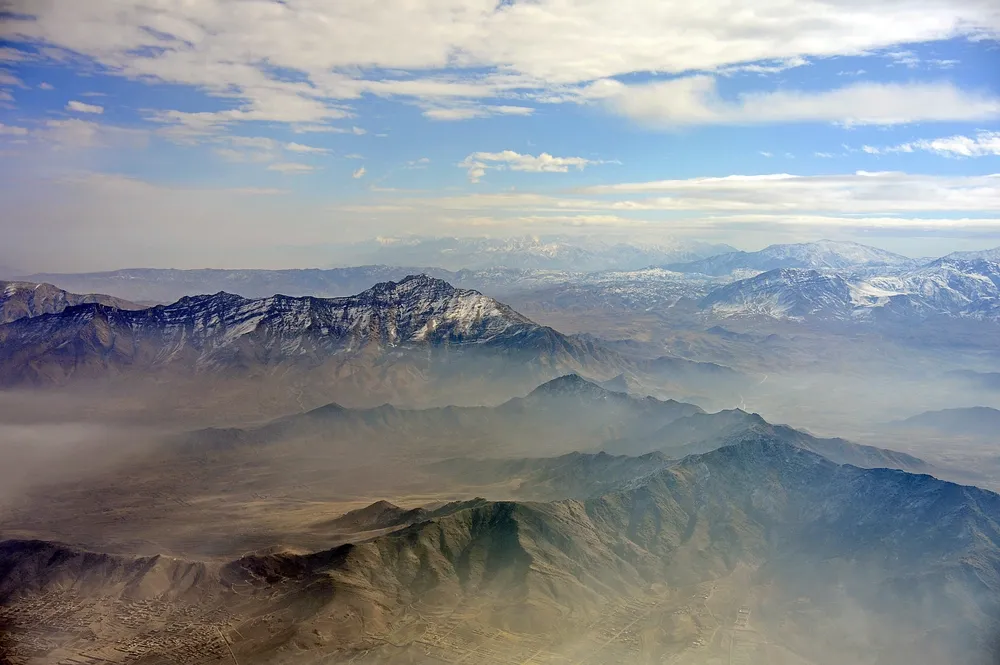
[360,273,464,299]
[163,291,250,311]
[324,500,413,533]
[526,373,612,398]
[302,402,350,417]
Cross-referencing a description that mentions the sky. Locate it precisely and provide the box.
[1,0,999,271]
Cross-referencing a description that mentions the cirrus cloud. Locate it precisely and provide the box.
[862,131,1000,157]
[66,100,104,114]
[460,150,597,182]
[593,77,1000,127]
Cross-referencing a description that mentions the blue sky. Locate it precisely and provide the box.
[1,0,999,270]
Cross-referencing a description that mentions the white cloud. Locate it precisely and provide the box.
[283,142,328,154]
[598,77,1000,127]
[883,50,961,70]
[759,151,773,157]
[406,157,431,168]
[267,162,315,173]
[378,172,999,219]
[422,104,534,121]
[459,150,595,182]
[213,147,273,163]
[574,172,1000,213]
[862,131,1000,158]
[885,50,921,68]
[814,152,835,158]
[38,82,54,90]
[12,0,994,129]
[0,123,29,136]
[718,56,808,76]
[228,136,277,150]
[4,169,998,272]
[0,70,25,88]
[352,166,366,179]
[0,48,34,63]
[292,125,366,135]
[66,100,104,114]
[37,119,147,149]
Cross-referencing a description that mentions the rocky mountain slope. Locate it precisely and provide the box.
[699,260,1000,323]
[0,275,622,391]
[942,245,1000,262]
[2,439,996,665]
[0,280,142,324]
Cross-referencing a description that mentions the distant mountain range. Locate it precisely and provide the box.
[700,259,1000,323]
[891,406,1000,439]
[178,374,707,460]
[178,373,927,476]
[329,235,737,271]
[942,247,1000,262]
[17,241,1000,330]
[19,265,727,307]
[2,437,996,664]
[667,239,917,276]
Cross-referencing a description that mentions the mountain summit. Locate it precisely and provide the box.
[0,275,617,392]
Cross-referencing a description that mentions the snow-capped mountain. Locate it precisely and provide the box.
[869,259,1000,320]
[700,269,859,320]
[668,240,915,276]
[332,235,737,271]
[700,260,1000,323]
[0,280,142,324]
[0,275,619,386]
[939,246,1000,263]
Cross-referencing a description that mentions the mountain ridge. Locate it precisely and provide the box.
[667,239,915,276]
[0,275,623,391]
[2,438,996,664]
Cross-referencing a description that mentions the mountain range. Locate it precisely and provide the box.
[176,373,928,476]
[891,407,1000,439]
[18,241,1000,332]
[0,276,618,392]
[328,235,737,271]
[0,276,761,416]
[699,259,1000,323]
[2,437,996,665]
[666,239,917,276]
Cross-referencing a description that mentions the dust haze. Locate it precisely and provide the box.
[3,245,1000,665]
